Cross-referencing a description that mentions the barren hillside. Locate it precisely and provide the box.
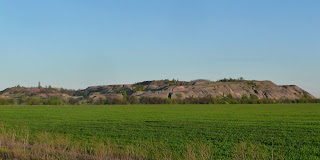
[0,80,315,100]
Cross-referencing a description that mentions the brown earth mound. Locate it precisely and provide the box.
[0,80,315,100]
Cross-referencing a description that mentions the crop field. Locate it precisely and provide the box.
[0,104,320,159]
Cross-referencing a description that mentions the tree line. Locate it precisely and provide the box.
[0,93,319,105]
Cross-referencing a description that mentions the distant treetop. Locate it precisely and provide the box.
[191,79,211,83]
[217,77,245,82]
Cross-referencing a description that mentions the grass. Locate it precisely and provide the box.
[0,104,320,159]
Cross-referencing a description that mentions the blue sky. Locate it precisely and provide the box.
[1,0,319,97]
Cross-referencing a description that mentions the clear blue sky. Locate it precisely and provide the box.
[1,0,319,97]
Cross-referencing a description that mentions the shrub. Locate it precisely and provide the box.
[68,98,80,105]
[105,97,124,105]
[217,77,245,82]
[25,96,42,105]
[127,95,139,104]
[134,85,145,91]
[43,96,64,105]
[123,91,127,101]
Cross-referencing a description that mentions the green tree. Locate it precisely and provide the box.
[7,98,17,105]
[25,96,42,105]
[43,96,64,105]
[0,98,6,105]
[18,95,26,105]
[123,91,127,101]
[250,94,259,104]
[134,85,144,91]
[214,96,222,104]
[241,94,249,104]
[38,82,42,89]
[83,91,89,99]
[60,88,66,93]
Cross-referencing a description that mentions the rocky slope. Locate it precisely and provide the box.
[0,80,315,100]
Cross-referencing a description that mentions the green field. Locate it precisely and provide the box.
[0,104,320,159]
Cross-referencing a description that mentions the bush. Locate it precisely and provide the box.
[105,97,124,105]
[0,93,319,105]
[0,98,17,105]
[134,85,145,92]
[68,98,80,105]
[43,96,65,105]
[139,97,165,104]
[127,95,139,104]
[25,96,42,105]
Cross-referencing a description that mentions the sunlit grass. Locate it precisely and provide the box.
[0,104,319,159]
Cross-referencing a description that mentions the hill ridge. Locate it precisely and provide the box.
[0,79,315,101]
